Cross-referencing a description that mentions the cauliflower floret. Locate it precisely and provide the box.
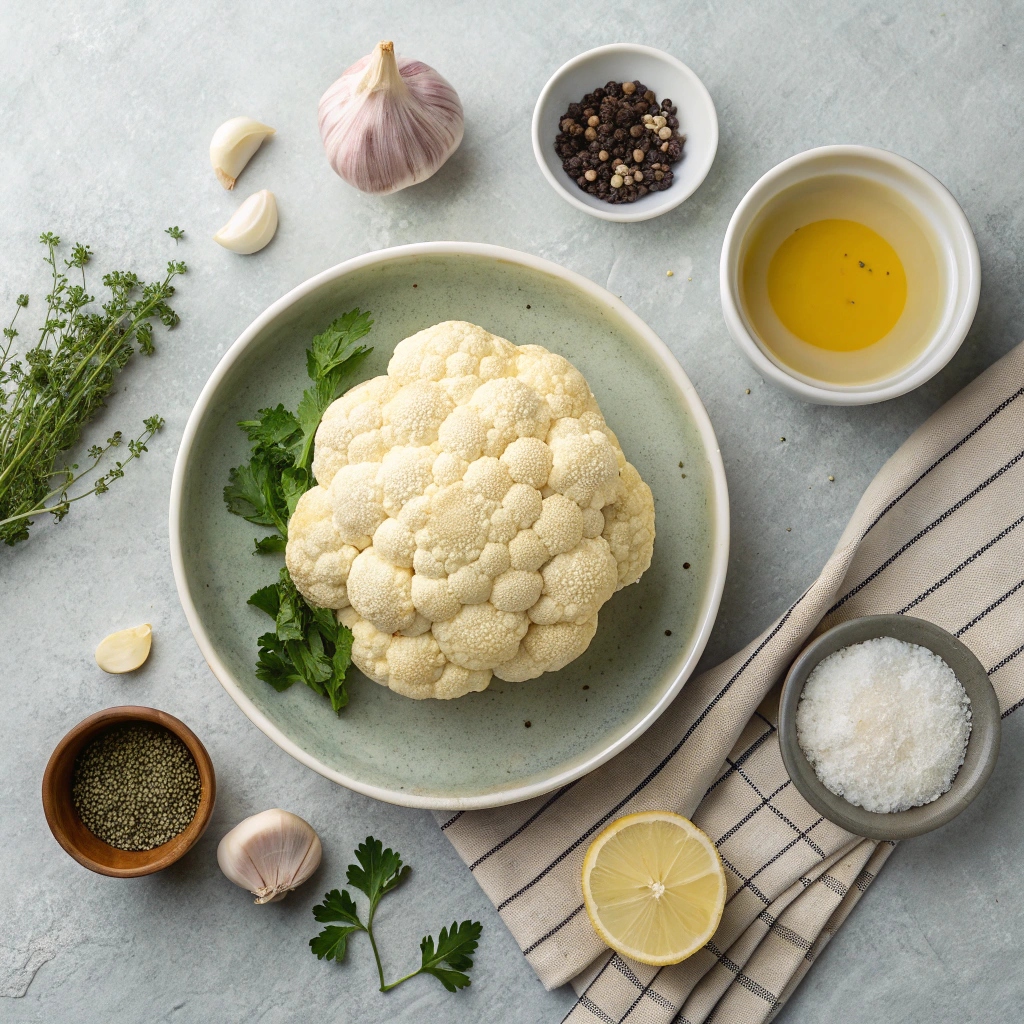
[494,617,599,682]
[288,321,655,699]
[346,548,416,634]
[432,602,529,671]
[603,462,656,589]
[389,320,518,400]
[285,486,359,609]
[516,345,598,419]
[312,376,401,486]
[530,538,618,625]
[469,377,552,458]
[546,418,621,510]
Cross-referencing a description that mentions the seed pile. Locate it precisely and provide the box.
[72,723,201,851]
[554,80,685,204]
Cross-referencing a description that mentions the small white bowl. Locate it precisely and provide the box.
[720,146,980,405]
[532,44,718,223]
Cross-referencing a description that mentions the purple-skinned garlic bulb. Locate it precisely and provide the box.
[318,40,463,195]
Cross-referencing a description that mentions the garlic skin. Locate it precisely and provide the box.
[213,189,278,254]
[210,117,275,190]
[217,809,322,904]
[95,624,152,674]
[318,40,463,195]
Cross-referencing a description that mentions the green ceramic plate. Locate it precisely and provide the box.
[170,244,729,809]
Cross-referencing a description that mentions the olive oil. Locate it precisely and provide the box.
[741,177,941,386]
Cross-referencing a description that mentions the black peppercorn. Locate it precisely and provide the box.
[553,80,687,205]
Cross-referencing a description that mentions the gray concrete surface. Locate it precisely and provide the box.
[1,2,1022,1021]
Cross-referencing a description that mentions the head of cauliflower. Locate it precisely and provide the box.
[285,321,655,700]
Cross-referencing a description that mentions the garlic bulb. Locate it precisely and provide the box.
[318,40,463,195]
[213,189,278,254]
[95,624,152,674]
[217,809,322,904]
[210,117,275,190]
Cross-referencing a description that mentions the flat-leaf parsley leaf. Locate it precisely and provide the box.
[224,310,372,712]
[310,836,482,995]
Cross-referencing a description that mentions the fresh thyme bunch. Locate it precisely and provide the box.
[0,232,186,545]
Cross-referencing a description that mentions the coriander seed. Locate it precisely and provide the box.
[72,722,202,852]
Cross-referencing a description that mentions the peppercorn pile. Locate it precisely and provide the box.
[72,723,202,852]
[554,80,685,204]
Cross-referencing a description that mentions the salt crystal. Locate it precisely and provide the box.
[795,636,972,814]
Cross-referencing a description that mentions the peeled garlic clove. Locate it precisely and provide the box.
[217,809,322,904]
[210,116,275,190]
[95,624,152,674]
[318,40,463,195]
[213,189,278,254]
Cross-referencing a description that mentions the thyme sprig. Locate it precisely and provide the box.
[0,232,186,545]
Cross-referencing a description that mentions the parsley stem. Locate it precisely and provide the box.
[379,968,421,992]
[365,912,389,992]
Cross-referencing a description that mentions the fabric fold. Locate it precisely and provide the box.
[440,342,1024,1023]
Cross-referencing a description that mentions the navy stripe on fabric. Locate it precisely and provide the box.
[725,764,826,857]
[899,513,1024,614]
[706,941,743,974]
[818,874,849,898]
[494,594,809,912]
[704,723,777,797]
[955,578,1024,637]
[725,819,825,907]
[619,967,667,1022]
[439,812,463,830]
[720,853,772,906]
[576,995,616,1024]
[523,903,584,955]
[715,781,791,846]
[1002,697,1024,719]
[829,448,1024,615]
[989,642,1024,676]
[566,954,617,1021]
[771,921,813,953]
[735,972,782,1009]
[471,780,581,870]
[860,387,1024,538]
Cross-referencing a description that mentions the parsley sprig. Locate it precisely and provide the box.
[224,309,373,712]
[311,837,483,994]
[248,568,353,712]
[0,232,185,545]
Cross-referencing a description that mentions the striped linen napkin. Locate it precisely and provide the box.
[438,341,1024,1023]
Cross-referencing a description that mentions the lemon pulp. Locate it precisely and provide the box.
[767,218,907,352]
[581,811,726,966]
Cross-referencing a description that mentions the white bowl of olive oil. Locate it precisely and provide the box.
[720,146,980,405]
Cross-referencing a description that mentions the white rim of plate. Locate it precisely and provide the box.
[531,43,719,223]
[169,242,730,809]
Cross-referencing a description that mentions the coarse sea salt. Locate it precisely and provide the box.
[795,636,971,814]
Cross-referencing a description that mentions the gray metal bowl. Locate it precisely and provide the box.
[778,615,1000,841]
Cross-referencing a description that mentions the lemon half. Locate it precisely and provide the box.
[581,811,726,966]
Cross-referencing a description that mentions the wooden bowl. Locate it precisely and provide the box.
[42,706,216,877]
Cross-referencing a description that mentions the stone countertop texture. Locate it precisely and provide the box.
[2,2,1022,1021]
